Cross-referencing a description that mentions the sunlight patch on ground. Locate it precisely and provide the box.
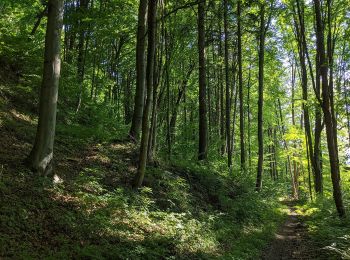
[242,225,263,235]
[9,109,35,124]
[53,174,64,184]
[86,154,111,164]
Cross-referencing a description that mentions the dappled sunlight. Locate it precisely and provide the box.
[1,0,350,258]
[86,153,111,165]
[9,109,35,124]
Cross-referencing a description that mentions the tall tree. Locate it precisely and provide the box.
[76,0,89,113]
[26,0,64,175]
[224,0,232,169]
[292,0,315,196]
[256,2,267,191]
[133,0,157,188]
[313,0,345,217]
[237,0,245,172]
[129,0,148,142]
[198,0,208,161]
[292,0,323,194]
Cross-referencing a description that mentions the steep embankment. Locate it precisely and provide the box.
[1,73,286,259]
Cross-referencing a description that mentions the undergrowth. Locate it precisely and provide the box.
[0,73,288,259]
[296,181,350,260]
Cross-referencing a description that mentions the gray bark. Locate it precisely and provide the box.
[27,0,64,175]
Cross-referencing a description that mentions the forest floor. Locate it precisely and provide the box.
[0,79,287,258]
[263,200,326,260]
[1,73,348,259]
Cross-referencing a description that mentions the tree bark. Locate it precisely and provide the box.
[313,0,345,217]
[197,0,208,161]
[224,0,232,169]
[27,0,64,175]
[219,15,225,155]
[237,0,245,172]
[256,3,266,191]
[76,0,89,113]
[247,63,252,169]
[293,0,316,196]
[133,0,157,188]
[129,0,147,142]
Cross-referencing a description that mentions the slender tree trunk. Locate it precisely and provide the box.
[124,71,133,124]
[345,80,350,147]
[219,19,225,155]
[256,3,266,191]
[133,0,157,188]
[165,30,171,158]
[274,127,279,179]
[237,0,245,172]
[305,129,313,201]
[224,0,232,169]
[231,84,239,163]
[76,0,89,113]
[148,23,163,163]
[293,0,316,196]
[314,0,345,217]
[291,62,299,199]
[294,0,323,194]
[247,63,252,169]
[129,0,147,142]
[197,0,208,161]
[91,40,97,99]
[326,0,339,167]
[27,0,64,175]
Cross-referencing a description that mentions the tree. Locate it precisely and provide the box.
[256,2,267,191]
[292,0,314,197]
[26,0,64,175]
[133,0,157,188]
[76,0,90,113]
[313,0,345,217]
[237,0,245,172]
[291,0,323,194]
[197,0,208,161]
[129,0,148,142]
[224,0,232,169]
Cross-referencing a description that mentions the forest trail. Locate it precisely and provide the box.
[262,200,323,260]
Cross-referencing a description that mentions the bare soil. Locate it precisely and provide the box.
[262,200,326,260]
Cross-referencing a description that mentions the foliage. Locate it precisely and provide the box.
[1,0,350,258]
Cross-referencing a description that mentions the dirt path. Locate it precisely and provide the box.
[262,201,323,260]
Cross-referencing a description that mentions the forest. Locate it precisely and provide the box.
[0,0,350,258]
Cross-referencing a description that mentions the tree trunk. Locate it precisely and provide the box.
[247,63,252,169]
[76,0,89,113]
[224,0,232,169]
[294,0,323,194]
[237,0,245,172]
[27,0,64,175]
[314,50,324,194]
[293,0,316,196]
[256,3,266,191]
[313,0,345,217]
[197,0,208,161]
[133,0,157,188]
[219,18,225,155]
[124,71,133,124]
[129,0,147,142]
[148,25,163,163]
